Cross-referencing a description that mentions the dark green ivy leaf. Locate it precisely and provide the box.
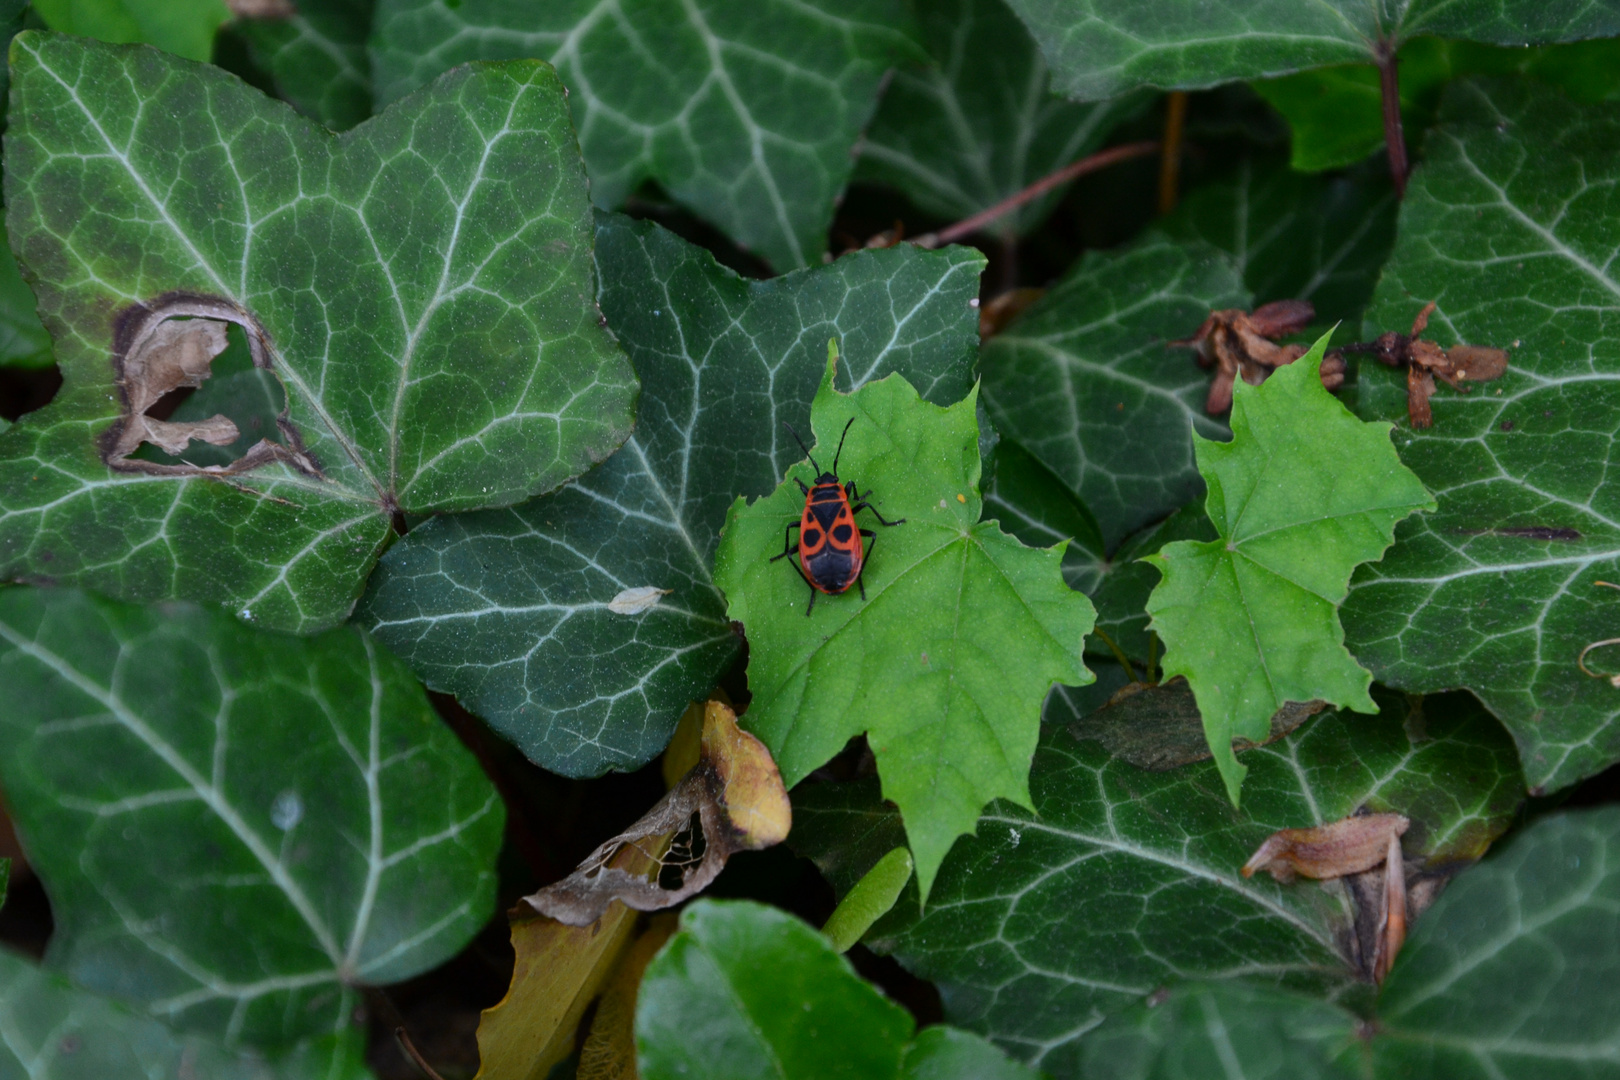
[792,691,1522,1077]
[1343,77,1620,794]
[1002,0,1620,101]
[0,35,636,633]
[0,950,373,1080]
[1079,805,1620,1080]
[360,215,982,777]
[0,587,503,1050]
[855,0,1149,237]
[369,0,921,272]
[980,232,1245,550]
[236,0,374,130]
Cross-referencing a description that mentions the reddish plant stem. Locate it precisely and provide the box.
[1378,42,1409,198]
[1157,91,1189,215]
[914,141,1160,249]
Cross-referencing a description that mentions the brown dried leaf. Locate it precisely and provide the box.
[1373,830,1407,983]
[1241,812,1409,884]
[1171,301,1324,415]
[979,288,1045,340]
[523,700,790,926]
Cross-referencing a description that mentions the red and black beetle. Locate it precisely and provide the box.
[771,417,905,615]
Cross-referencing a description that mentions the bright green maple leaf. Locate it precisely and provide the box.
[715,348,1095,897]
[1144,336,1433,805]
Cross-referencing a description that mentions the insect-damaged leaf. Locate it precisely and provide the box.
[1145,336,1434,805]
[369,0,921,272]
[1002,0,1620,102]
[715,354,1095,897]
[523,700,791,926]
[789,690,1523,1077]
[0,34,635,632]
[854,0,1150,238]
[359,214,982,778]
[0,587,503,1049]
[1342,77,1620,795]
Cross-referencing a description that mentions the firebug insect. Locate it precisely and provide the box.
[771,417,905,615]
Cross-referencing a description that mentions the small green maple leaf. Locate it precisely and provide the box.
[1145,334,1434,805]
[715,345,1095,897]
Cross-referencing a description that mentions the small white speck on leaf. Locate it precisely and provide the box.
[608,586,673,614]
[271,790,303,831]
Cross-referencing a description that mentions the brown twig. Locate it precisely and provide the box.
[395,1027,449,1080]
[1377,41,1409,198]
[1157,92,1189,215]
[914,141,1160,249]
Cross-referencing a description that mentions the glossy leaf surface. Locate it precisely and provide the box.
[361,215,982,776]
[980,233,1245,549]
[0,35,635,632]
[1146,341,1433,802]
[1343,77,1620,793]
[0,587,503,1048]
[792,691,1521,1076]
[855,0,1148,236]
[1003,0,1620,101]
[369,0,919,271]
[717,358,1094,895]
[237,0,374,129]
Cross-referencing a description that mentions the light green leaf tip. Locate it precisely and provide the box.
[715,346,1095,899]
[1144,333,1434,805]
[822,845,913,952]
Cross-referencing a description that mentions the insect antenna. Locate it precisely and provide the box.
[830,417,855,475]
[782,421,821,474]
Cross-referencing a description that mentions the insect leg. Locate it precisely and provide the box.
[856,529,876,600]
[769,520,801,562]
[804,577,817,616]
[851,499,906,527]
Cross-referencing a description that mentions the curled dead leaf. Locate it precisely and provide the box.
[1241,812,1409,883]
[1171,300,1326,414]
[523,700,791,926]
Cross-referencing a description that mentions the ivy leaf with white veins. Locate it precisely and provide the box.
[369,0,920,272]
[0,35,635,633]
[1003,0,1620,102]
[0,587,503,1049]
[980,232,1246,549]
[234,0,375,130]
[0,950,372,1080]
[1145,337,1433,804]
[854,0,1150,238]
[1159,154,1397,330]
[1343,77,1620,795]
[790,690,1523,1078]
[1077,806,1620,1080]
[359,214,984,777]
[715,354,1095,896]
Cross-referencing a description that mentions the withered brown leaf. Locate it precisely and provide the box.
[1241,812,1409,883]
[1342,301,1511,428]
[1172,300,1335,414]
[522,700,791,926]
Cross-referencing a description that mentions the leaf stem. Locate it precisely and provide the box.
[914,141,1160,249]
[1090,626,1138,684]
[1157,92,1188,215]
[1377,41,1409,199]
[1146,630,1160,686]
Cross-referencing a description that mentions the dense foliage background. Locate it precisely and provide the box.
[0,0,1618,1077]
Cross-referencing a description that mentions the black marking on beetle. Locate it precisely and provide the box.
[104,292,323,480]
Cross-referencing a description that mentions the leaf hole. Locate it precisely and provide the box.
[104,293,321,478]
